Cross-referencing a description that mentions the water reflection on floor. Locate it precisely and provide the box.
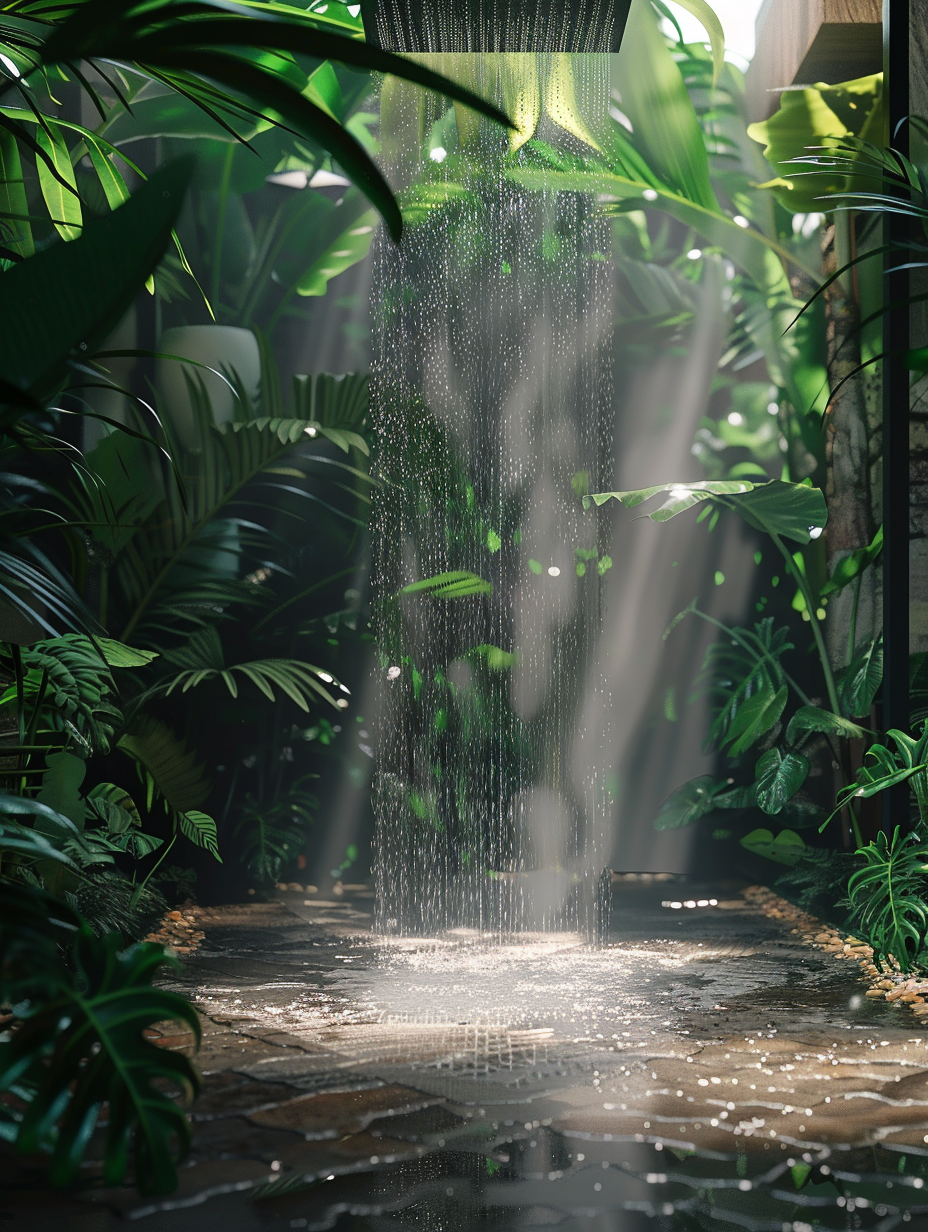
[8,880,928,1230]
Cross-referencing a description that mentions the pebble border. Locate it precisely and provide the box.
[742,884,928,1019]
[142,903,206,956]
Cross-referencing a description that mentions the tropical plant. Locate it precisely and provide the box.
[0,0,512,248]
[846,827,928,972]
[0,875,201,1193]
[588,472,886,854]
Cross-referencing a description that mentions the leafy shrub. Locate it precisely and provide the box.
[846,828,928,971]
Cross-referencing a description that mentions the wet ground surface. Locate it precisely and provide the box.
[7,879,928,1230]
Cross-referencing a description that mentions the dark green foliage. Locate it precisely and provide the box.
[754,747,809,815]
[4,634,125,754]
[0,881,200,1193]
[0,160,193,411]
[233,778,316,887]
[775,847,858,919]
[119,717,211,814]
[827,724,928,833]
[837,634,884,718]
[846,828,928,972]
[72,868,167,940]
[700,618,793,754]
[653,775,755,831]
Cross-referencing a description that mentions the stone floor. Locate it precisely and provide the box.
[6,880,928,1230]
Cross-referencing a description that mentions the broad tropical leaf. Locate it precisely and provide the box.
[36,0,515,240]
[0,804,78,867]
[740,827,805,866]
[179,809,221,861]
[786,705,867,745]
[155,625,341,710]
[585,479,827,546]
[724,684,788,757]
[754,746,809,815]
[846,827,928,970]
[838,634,883,717]
[86,781,143,832]
[2,634,124,754]
[118,717,211,812]
[652,775,749,830]
[698,618,794,754]
[0,158,193,408]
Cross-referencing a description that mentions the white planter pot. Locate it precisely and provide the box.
[155,325,261,451]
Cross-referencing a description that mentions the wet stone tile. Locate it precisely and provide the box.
[249,1084,442,1137]
[192,1074,306,1119]
[189,1115,302,1161]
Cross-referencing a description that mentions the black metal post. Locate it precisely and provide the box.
[882,0,910,829]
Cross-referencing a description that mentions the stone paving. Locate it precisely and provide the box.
[7,880,928,1230]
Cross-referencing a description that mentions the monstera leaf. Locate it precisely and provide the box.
[0,883,201,1194]
[847,827,928,971]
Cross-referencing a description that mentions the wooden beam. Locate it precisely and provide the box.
[746,0,882,121]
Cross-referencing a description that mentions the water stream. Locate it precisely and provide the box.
[371,54,615,937]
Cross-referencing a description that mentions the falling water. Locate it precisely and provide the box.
[371,54,615,938]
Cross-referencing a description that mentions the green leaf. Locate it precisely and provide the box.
[612,1,718,207]
[83,136,131,210]
[35,123,82,242]
[0,903,201,1193]
[754,747,810,815]
[0,126,33,260]
[725,684,789,757]
[296,207,377,297]
[118,718,210,813]
[786,705,867,745]
[819,525,883,598]
[654,775,723,830]
[0,158,193,407]
[95,638,159,668]
[86,782,143,833]
[670,0,726,86]
[740,827,806,866]
[746,74,883,213]
[101,92,263,146]
[586,480,826,545]
[400,180,477,226]
[471,644,519,670]
[36,750,87,832]
[400,571,493,599]
[179,809,221,861]
[0,807,77,867]
[846,827,928,970]
[105,829,165,859]
[838,634,883,717]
